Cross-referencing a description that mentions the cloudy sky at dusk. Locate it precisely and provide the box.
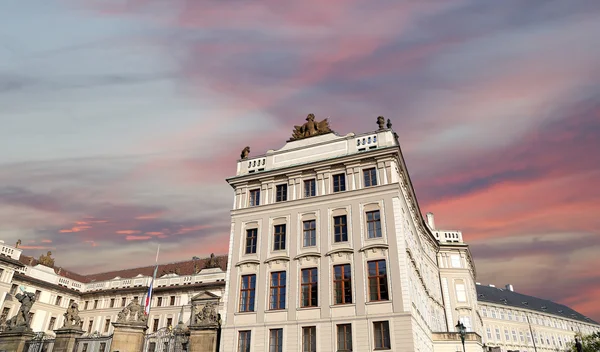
[1,1,599,321]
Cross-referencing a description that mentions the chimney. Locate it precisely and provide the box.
[505,284,514,292]
[426,212,436,230]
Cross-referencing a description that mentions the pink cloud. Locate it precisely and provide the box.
[125,235,151,241]
[116,230,141,235]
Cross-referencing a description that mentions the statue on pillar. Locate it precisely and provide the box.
[5,289,36,331]
[63,302,82,329]
[117,297,147,324]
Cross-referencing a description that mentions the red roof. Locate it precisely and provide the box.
[18,254,228,284]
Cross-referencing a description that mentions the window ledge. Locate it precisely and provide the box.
[365,300,391,305]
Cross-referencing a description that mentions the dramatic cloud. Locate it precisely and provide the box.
[1,0,599,321]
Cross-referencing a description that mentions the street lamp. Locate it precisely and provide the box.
[456,321,466,352]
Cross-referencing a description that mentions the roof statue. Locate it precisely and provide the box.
[15,239,21,248]
[386,118,392,129]
[240,146,250,160]
[377,116,385,130]
[289,113,333,141]
[38,251,55,267]
[204,253,220,269]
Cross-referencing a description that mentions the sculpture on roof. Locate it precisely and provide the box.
[162,267,181,276]
[289,114,333,141]
[4,290,36,331]
[386,118,392,129]
[377,116,385,130]
[38,251,55,267]
[204,253,220,269]
[240,146,250,160]
[117,297,147,324]
[15,239,21,248]
[63,302,82,329]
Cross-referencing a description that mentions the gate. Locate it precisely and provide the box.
[143,327,189,352]
[72,332,113,352]
[24,332,55,352]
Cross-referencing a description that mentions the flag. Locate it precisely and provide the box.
[144,264,158,315]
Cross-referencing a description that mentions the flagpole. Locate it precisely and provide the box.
[145,245,160,328]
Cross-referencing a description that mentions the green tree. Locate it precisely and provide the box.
[567,332,600,352]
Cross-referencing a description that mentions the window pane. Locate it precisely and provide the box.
[274,224,286,251]
[334,264,352,304]
[304,179,316,197]
[303,220,316,247]
[374,321,391,349]
[276,184,287,202]
[245,229,257,254]
[334,215,348,242]
[333,173,346,192]
[301,268,318,307]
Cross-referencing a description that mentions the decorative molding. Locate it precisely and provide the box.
[235,259,260,267]
[263,256,291,264]
[359,244,389,252]
[325,248,354,257]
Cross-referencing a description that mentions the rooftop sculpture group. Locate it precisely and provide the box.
[289,113,333,141]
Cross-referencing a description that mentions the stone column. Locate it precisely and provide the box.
[110,322,146,352]
[52,328,85,352]
[188,325,219,352]
[0,329,35,352]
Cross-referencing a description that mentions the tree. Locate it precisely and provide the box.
[567,332,600,352]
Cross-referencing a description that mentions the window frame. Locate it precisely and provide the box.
[269,271,287,310]
[366,210,382,239]
[239,274,256,312]
[332,173,346,192]
[368,260,389,301]
[304,179,316,198]
[302,326,317,352]
[373,321,391,350]
[238,330,251,352]
[300,268,318,308]
[275,184,287,202]
[333,215,348,243]
[337,324,352,352]
[245,228,258,254]
[363,168,377,187]
[273,224,286,251]
[333,264,352,305]
[249,189,260,207]
[302,220,317,247]
[269,328,284,352]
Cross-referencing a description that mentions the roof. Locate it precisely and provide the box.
[476,284,598,325]
[18,254,227,284]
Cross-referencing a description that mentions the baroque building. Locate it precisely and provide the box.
[0,116,597,352]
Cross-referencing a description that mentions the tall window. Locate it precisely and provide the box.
[275,184,287,202]
[273,224,286,251]
[269,329,283,352]
[303,220,316,247]
[333,173,346,192]
[302,326,316,352]
[486,327,492,339]
[87,320,93,333]
[84,301,89,310]
[35,290,41,301]
[48,317,56,331]
[167,318,173,328]
[239,275,256,312]
[249,189,260,206]
[93,300,98,309]
[104,319,110,333]
[337,324,352,351]
[450,254,462,268]
[110,298,115,308]
[368,260,388,301]
[363,168,377,187]
[333,215,348,242]
[269,271,286,310]
[55,296,62,306]
[373,321,391,349]
[333,264,352,304]
[10,284,18,295]
[153,319,159,332]
[121,298,126,307]
[366,210,382,238]
[245,229,258,254]
[170,296,176,306]
[157,297,163,307]
[304,179,316,197]
[238,331,251,352]
[455,283,466,302]
[301,268,318,307]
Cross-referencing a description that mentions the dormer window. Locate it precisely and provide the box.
[249,189,260,207]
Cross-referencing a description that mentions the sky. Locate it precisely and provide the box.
[1,0,599,322]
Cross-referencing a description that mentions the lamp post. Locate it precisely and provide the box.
[456,321,466,352]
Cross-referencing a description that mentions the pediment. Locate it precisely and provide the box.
[190,291,220,303]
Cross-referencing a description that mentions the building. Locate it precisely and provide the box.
[0,117,598,352]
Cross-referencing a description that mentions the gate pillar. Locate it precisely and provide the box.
[53,328,85,352]
[110,322,146,352]
[188,325,218,352]
[0,329,35,352]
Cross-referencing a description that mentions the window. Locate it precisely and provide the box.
[69,299,75,307]
[333,173,346,192]
[239,275,256,312]
[99,343,106,352]
[55,295,62,306]
[455,283,467,302]
[35,290,41,301]
[486,327,492,339]
[482,307,487,317]
[167,318,173,328]
[450,254,461,268]
[104,319,110,333]
[495,328,501,340]
[461,317,472,332]
[368,260,388,301]
[93,300,98,309]
[333,215,348,242]
[508,311,513,320]
[303,220,316,247]
[363,168,377,187]
[110,298,115,308]
[491,309,497,319]
[87,320,93,333]
[84,301,89,310]
[238,331,251,352]
[520,331,524,342]
[276,184,287,202]
[269,271,286,310]
[170,296,175,306]
[512,329,517,341]
[504,328,509,341]
[0,268,3,281]
[2,308,9,317]
[48,317,56,331]
[249,189,260,206]
[269,329,283,352]
[374,321,391,350]
[273,224,286,251]
[157,297,163,307]
[500,310,505,320]
[245,229,258,254]
[333,264,352,304]
[121,297,126,307]
[302,326,316,352]
[337,324,352,351]
[366,210,382,238]
[304,179,316,198]
[153,319,159,332]
[82,343,88,352]
[10,284,18,295]
[301,268,318,307]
